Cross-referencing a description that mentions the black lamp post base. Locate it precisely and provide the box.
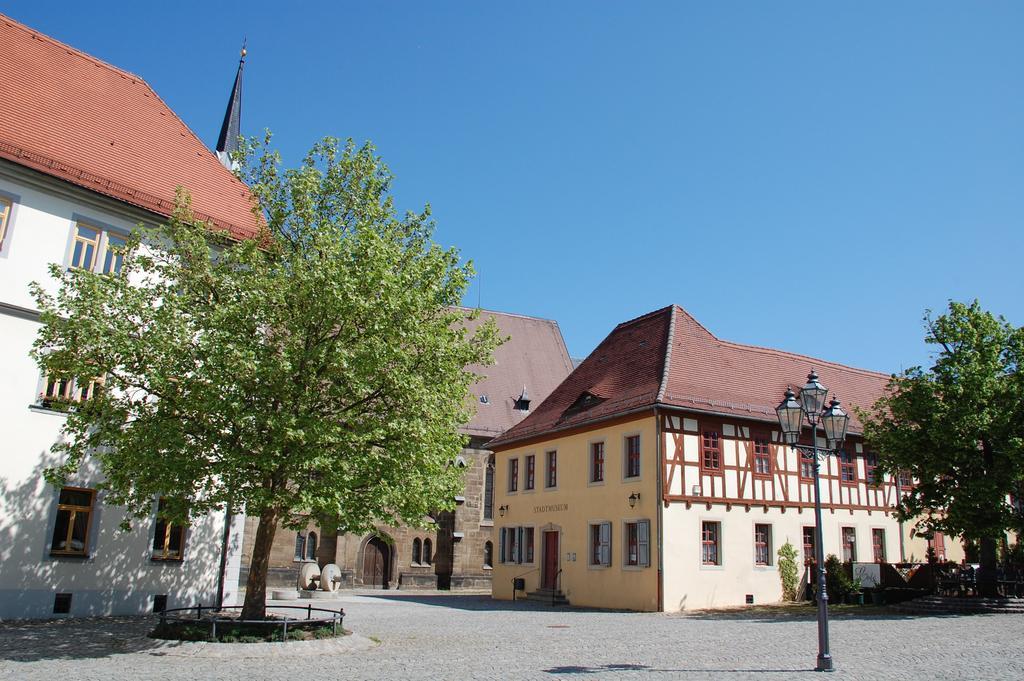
[816,654,835,672]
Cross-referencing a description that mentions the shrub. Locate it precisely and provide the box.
[777,542,800,601]
[824,554,856,602]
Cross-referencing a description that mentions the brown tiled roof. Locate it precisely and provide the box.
[488,305,891,448]
[460,308,574,438]
[0,14,262,240]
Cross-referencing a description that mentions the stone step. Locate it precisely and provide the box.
[891,596,1024,615]
[525,589,570,605]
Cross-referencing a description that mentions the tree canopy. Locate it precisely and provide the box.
[32,137,502,616]
[860,300,1023,590]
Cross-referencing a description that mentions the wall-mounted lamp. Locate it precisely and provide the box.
[498,505,509,517]
[628,492,640,508]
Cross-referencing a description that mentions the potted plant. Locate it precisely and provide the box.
[845,577,864,605]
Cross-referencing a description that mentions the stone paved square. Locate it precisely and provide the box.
[1,592,1022,680]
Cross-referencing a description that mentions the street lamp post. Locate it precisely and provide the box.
[775,371,849,674]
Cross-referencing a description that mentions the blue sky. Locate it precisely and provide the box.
[8,2,1022,372]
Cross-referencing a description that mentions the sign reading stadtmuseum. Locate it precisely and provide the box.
[533,503,568,514]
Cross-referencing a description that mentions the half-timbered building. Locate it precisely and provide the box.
[489,304,951,611]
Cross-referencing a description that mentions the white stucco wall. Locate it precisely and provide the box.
[0,166,244,619]
[661,503,900,611]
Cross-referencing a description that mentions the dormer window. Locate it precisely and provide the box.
[513,386,530,412]
[561,390,604,418]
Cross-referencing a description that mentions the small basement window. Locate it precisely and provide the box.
[53,593,72,614]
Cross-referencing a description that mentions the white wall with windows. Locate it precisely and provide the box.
[0,164,245,619]
[661,503,899,611]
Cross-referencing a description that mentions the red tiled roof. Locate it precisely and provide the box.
[0,14,262,240]
[488,305,891,448]
[460,309,574,438]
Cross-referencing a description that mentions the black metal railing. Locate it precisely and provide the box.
[157,603,345,643]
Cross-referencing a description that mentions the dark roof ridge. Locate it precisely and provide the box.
[0,12,143,82]
[670,304,718,339]
[612,304,674,330]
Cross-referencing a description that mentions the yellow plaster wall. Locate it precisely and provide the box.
[491,415,659,611]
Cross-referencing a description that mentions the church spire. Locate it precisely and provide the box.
[215,41,246,170]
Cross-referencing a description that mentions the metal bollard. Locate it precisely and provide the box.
[282,619,288,643]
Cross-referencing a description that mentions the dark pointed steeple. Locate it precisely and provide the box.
[215,41,246,169]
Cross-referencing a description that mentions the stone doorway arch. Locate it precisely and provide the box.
[359,534,393,588]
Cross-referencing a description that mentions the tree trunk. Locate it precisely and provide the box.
[977,536,999,598]
[241,507,281,620]
[975,439,1000,598]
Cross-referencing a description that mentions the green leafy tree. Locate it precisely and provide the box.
[31,137,501,618]
[860,301,1024,596]
[777,541,799,602]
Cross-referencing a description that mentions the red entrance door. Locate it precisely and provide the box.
[542,531,559,589]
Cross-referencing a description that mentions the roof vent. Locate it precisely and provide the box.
[513,386,530,412]
[479,394,489,404]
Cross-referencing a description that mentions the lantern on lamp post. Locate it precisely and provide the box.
[775,371,849,673]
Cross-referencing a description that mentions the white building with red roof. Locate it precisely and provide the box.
[0,12,254,619]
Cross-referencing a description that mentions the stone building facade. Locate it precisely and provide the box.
[238,309,573,592]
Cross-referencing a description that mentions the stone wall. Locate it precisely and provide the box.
[237,442,495,594]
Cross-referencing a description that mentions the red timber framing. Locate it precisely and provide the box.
[659,410,898,515]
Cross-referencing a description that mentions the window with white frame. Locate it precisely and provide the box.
[589,522,611,567]
[624,519,650,567]
[68,221,128,275]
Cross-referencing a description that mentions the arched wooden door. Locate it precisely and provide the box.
[362,537,391,588]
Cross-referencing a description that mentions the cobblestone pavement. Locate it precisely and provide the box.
[1,592,1022,680]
